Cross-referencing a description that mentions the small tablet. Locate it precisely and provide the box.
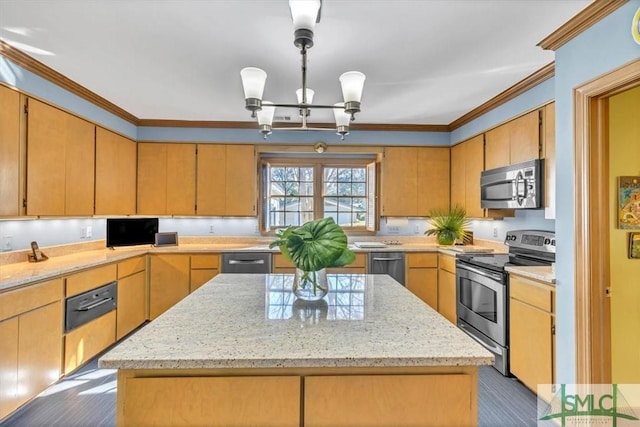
[155,232,178,247]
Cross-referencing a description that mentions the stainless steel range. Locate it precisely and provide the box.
[455,229,555,376]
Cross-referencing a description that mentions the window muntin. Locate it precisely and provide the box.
[263,160,373,232]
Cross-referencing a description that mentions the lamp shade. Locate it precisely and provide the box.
[296,88,315,104]
[240,67,267,100]
[339,71,366,103]
[256,101,275,126]
[289,0,321,31]
[333,103,351,127]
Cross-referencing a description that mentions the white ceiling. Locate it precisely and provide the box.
[0,0,591,126]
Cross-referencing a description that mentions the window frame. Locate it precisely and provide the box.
[260,157,377,235]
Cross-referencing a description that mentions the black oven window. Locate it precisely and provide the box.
[459,277,497,323]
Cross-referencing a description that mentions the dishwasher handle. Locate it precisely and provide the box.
[371,257,403,262]
[228,259,265,265]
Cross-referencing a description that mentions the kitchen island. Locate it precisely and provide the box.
[99,273,493,426]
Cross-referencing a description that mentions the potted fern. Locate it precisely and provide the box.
[424,206,470,246]
[269,217,355,301]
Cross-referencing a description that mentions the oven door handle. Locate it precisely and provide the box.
[456,263,504,283]
[458,322,503,355]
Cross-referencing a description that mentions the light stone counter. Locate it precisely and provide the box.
[99,273,493,370]
[505,265,555,284]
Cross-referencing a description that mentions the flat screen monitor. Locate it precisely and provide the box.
[106,218,159,248]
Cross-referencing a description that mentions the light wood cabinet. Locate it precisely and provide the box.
[149,254,190,319]
[406,252,438,309]
[122,376,301,427]
[437,253,457,324]
[381,147,450,216]
[137,143,196,215]
[509,273,555,393]
[197,144,256,216]
[64,310,116,375]
[542,102,556,219]
[450,135,513,219]
[95,127,137,215]
[305,374,474,427]
[0,85,25,217]
[272,252,366,274]
[273,253,296,274]
[26,98,95,216]
[0,278,63,420]
[485,109,540,169]
[190,254,220,292]
[117,257,147,340]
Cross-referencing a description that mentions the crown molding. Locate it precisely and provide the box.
[448,62,555,131]
[137,119,450,132]
[538,0,628,51]
[0,40,139,124]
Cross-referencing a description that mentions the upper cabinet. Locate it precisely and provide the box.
[0,85,24,217]
[197,144,257,216]
[95,127,137,215]
[542,102,555,219]
[450,135,512,219]
[138,143,196,215]
[26,99,95,216]
[485,110,541,169]
[381,147,450,217]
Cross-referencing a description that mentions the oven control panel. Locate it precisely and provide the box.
[505,230,555,253]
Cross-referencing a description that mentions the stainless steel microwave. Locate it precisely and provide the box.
[480,159,544,209]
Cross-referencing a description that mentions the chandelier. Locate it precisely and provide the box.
[240,0,366,140]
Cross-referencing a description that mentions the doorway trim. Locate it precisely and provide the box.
[574,58,640,383]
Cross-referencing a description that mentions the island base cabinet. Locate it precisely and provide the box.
[304,374,475,427]
[119,375,300,427]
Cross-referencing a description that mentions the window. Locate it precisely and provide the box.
[261,158,376,232]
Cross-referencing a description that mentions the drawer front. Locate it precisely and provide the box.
[273,253,295,269]
[66,264,117,298]
[118,256,146,278]
[347,253,367,268]
[64,310,116,374]
[0,278,63,322]
[438,254,456,273]
[407,252,438,268]
[510,274,554,312]
[191,254,220,269]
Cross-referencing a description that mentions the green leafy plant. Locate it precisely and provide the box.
[424,206,470,246]
[269,217,356,295]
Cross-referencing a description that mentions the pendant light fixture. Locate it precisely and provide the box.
[240,0,366,140]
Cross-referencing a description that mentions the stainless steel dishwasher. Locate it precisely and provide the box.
[221,252,272,273]
[367,252,405,285]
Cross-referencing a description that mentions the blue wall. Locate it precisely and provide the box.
[553,0,640,385]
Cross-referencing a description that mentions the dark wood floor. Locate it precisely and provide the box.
[1,353,538,427]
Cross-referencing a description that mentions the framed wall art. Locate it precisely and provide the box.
[629,232,640,259]
[618,176,640,229]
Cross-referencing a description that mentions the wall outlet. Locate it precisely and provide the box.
[388,226,400,234]
[86,225,92,238]
[80,226,86,238]
[209,224,215,234]
[414,225,420,235]
[493,227,498,238]
[1,235,12,251]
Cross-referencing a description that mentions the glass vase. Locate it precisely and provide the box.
[293,268,329,301]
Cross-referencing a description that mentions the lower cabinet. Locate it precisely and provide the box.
[0,279,63,420]
[406,252,438,309]
[116,256,147,340]
[190,254,220,292]
[509,273,555,394]
[149,254,190,319]
[272,252,367,274]
[117,370,476,427]
[121,376,300,427]
[437,253,457,323]
[64,310,116,375]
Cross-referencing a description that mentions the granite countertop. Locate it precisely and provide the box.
[99,273,494,370]
[0,241,498,292]
[505,265,555,284]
